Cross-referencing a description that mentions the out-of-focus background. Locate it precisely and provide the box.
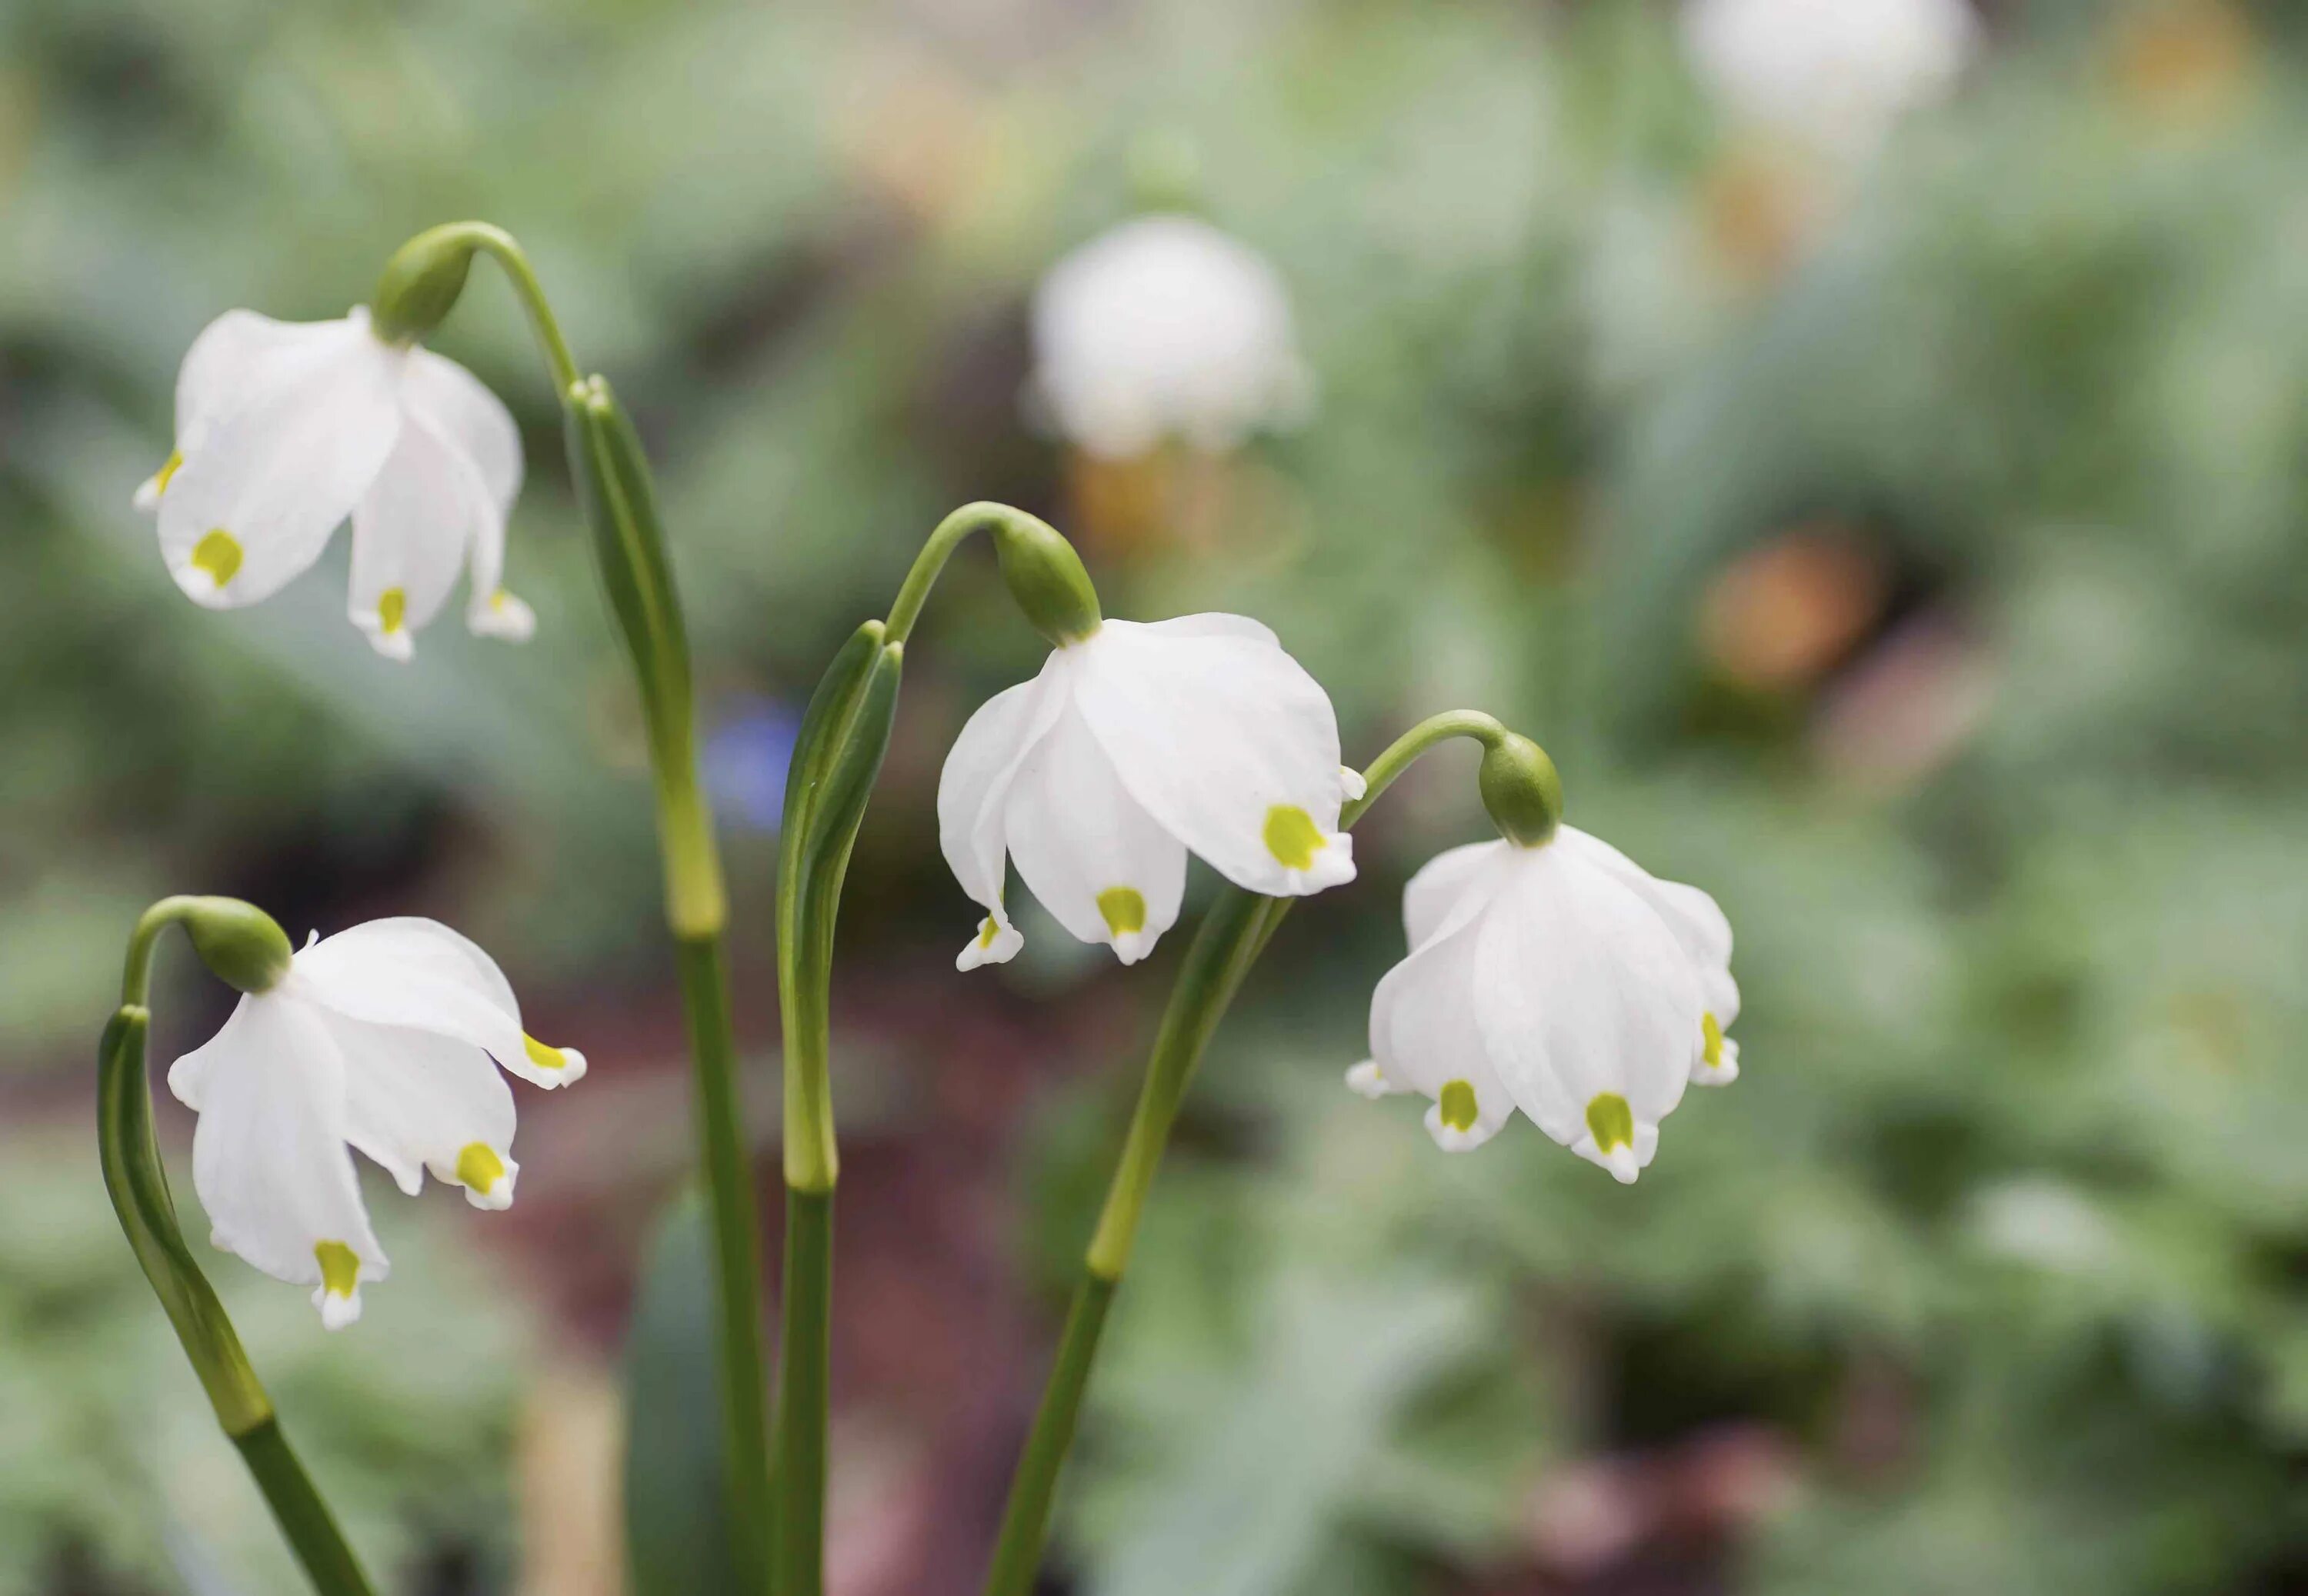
[6,0,2308,1590]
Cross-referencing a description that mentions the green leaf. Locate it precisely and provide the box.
[624,1194,745,1596]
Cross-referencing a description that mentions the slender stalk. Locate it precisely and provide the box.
[765,499,1074,1595]
[982,711,1513,1595]
[102,904,377,1596]
[413,228,769,1586]
[674,935,772,1591]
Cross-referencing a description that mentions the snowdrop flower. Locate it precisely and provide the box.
[1682,0,1978,155]
[940,614,1354,970]
[1347,789,1738,1181]
[166,918,585,1328]
[135,305,535,660]
[1029,215,1313,461]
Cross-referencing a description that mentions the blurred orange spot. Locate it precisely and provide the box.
[1702,148,1820,288]
[1699,524,1888,691]
[2113,0,2255,125]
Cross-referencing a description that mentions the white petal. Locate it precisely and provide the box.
[288,918,584,1090]
[1556,826,1739,1025]
[325,1014,520,1209]
[402,349,522,513]
[1002,699,1188,964]
[168,993,388,1325]
[955,915,1026,971]
[1344,1059,1409,1099]
[348,408,492,659]
[1402,838,1513,951]
[175,311,316,452]
[156,316,405,609]
[402,351,535,639]
[1473,848,1703,1178]
[1366,891,1519,1151]
[936,657,1069,938]
[1694,1031,1742,1087]
[1070,617,1353,897]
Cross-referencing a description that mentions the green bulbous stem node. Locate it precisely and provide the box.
[368,222,582,394]
[1479,732,1563,847]
[884,501,1099,647]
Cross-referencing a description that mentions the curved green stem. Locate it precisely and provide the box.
[392,224,769,1586]
[982,710,1513,1596]
[102,904,377,1596]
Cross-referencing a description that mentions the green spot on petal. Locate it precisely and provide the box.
[977,916,1002,949]
[314,1240,360,1299]
[1439,1079,1479,1133]
[379,586,407,635]
[153,449,184,497]
[192,528,242,587]
[1702,1012,1724,1069]
[523,1034,568,1071]
[1585,1092,1634,1153]
[1096,885,1147,938]
[455,1142,505,1195]
[1262,805,1323,871]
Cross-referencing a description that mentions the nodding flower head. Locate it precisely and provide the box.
[939,613,1356,971]
[136,306,535,661]
[165,917,585,1328]
[1347,824,1739,1182]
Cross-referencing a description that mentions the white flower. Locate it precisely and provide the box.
[135,306,535,661]
[166,918,585,1328]
[1346,827,1739,1182]
[1028,215,1313,461]
[1682,0,1978,154]
[939,614,1355,970]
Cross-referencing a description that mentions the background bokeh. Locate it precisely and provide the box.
[5,0,2307,1591]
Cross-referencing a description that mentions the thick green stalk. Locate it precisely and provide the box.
[399,225,769,1584]
[982,711,1517,1596]
[101,903,376,1596]
[765,499,1082,1595]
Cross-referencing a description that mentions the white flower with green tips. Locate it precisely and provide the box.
[166,918,585,1328]
[1347,827,1738,1181]
[135,305,535,660]
[939,614,1355,970]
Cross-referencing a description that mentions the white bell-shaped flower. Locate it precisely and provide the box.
[1029,215,1313,461]
[166,918,585,1328]
[1346,827,1739,1181]
[939,614,1354,971]
[135,305,535,661]
[1681,0,1977,155]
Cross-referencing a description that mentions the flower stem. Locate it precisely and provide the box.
[425,226,770,1588]
[102,904,377,1596]
[981,709,1512,1595]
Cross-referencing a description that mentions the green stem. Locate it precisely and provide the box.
[102,905,377,1596]
[675,936,772,1594]
[982,710,1513,1596]
[772,1191,834,1596]
[427,225,768,1584]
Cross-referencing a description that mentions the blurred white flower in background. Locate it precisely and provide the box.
[1027,215,1313,461]
[1682,0,1979,155]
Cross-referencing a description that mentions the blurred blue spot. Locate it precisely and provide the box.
[703,696,801,834]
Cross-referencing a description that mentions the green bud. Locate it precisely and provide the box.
[1479,733,1563,848]
[181,898,293,994]
[991,511,1102,645]
[370,222,492,345]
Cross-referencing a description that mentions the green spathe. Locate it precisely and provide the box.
[180,897,293,995]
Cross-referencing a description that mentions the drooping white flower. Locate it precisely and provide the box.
[1028,215,1314,461]
[1346,827,1739,1182]
[940,614,1355,970]
[135,306,535,661]
[1682,0,1978,154]
[166,918,585,1328]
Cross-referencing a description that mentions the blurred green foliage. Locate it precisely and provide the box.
[5,0,2308,1591]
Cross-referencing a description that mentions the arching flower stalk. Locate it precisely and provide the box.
[982,711,1698,1596]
